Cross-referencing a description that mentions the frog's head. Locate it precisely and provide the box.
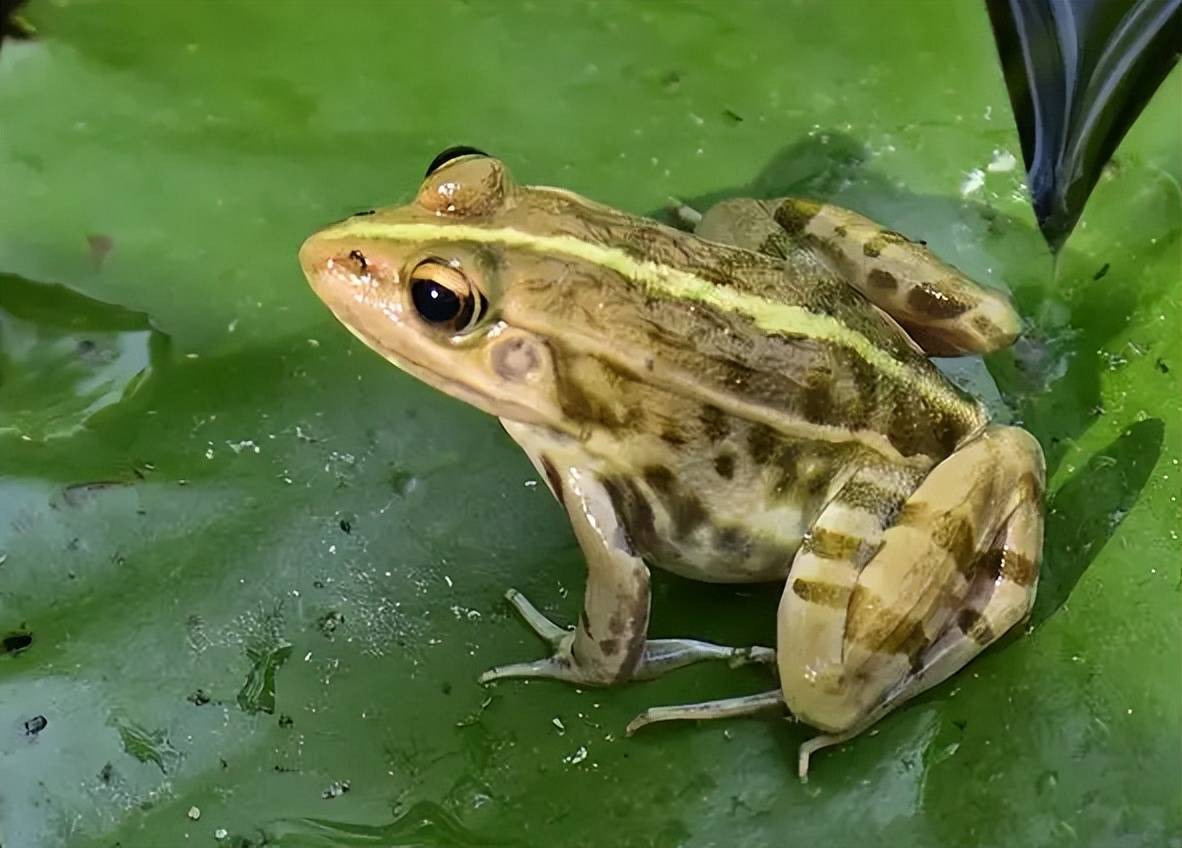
[298,147,574,430]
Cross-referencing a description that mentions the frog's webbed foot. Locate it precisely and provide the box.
[796,730,858,781]
[479,588,776,686]
[477,589,583,685]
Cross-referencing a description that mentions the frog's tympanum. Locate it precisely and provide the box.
[299,148,1045,777]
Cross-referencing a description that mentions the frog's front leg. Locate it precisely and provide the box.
[479,465,773,687]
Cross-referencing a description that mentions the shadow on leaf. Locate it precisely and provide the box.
[1032,417,1165,626]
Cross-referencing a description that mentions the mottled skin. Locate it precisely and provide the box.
[299,152,1045,777]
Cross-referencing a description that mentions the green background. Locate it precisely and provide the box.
[1,1,1179,846]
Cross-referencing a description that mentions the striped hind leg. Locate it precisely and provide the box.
[693,197,1021,355]
[778,426,1045,778]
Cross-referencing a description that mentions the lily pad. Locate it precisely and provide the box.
[0,3,1178,847]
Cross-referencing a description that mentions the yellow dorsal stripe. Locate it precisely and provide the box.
[320,221,967,415]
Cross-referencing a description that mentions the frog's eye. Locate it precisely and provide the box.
[425,145,489,177]
[408,260,486,333]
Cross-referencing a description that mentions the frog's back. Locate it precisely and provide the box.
[503,192,988,466]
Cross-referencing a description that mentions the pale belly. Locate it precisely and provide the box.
[598,458,820,583]
[503,417,871,584]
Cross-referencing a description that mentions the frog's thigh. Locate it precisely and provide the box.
[778,426,1045,738]
[769,199,1021,356]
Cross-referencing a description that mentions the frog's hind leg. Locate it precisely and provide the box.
[776,199,1022,356]
[798,491,1041,776]
[695,197,1022,355]
[779,425,1044,778]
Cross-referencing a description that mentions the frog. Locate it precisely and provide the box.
[298,147,1045,778]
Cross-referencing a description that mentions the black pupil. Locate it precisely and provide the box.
[425,145,489,176]
[411,278,462,323]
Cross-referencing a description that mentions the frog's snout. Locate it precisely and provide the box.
[297,234,329,288]
[298,233,363,303]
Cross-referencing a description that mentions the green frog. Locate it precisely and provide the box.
[299,148,1045,777]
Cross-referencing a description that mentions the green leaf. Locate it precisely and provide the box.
[0,2,1178,847]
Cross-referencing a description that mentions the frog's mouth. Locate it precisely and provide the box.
[333,311,552,428]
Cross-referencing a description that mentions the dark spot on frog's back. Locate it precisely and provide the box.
[700,404,730,441]
[758,231,790,259]
[714,359,759,395]
[863,230,911,258]
[800,379,836,427]
[660,424,687,447]
[908,282,970,319]
[713,451,736,479]
[746,423,781,466]
[773,199,822,235]
[867,268,898,291]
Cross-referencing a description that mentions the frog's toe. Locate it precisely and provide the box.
[500,587,571,649]
[478,654,576,685]
[797,731,854,782]
[479,640,623,686]
[727,645,777,668]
